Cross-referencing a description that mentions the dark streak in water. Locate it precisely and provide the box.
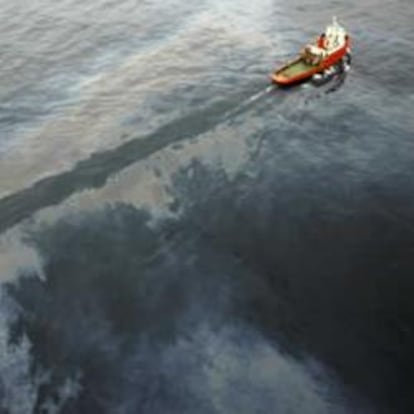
[0,83,269,233]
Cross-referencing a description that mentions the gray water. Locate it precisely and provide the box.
[1,0,414,413]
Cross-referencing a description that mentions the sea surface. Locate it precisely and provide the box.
[1,0,414,413]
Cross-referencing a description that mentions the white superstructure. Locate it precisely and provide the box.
[324,17,347,51]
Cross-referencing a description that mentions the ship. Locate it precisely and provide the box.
[271,17,351,86]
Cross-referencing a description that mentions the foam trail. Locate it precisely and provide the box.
[245,85,274,104]
[223,85,274,119]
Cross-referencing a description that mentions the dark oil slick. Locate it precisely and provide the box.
[1,0,414,413]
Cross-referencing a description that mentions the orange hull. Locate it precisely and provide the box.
[271,36,351,86]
